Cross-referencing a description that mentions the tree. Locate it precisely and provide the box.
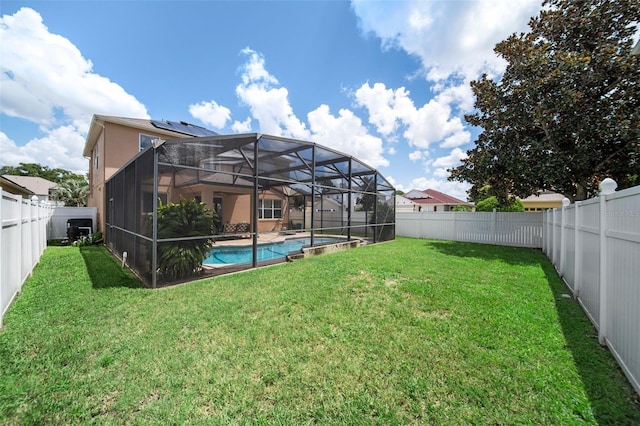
[0,163,86,184]
[475,196,524,212]
[450,0,640,202]
[53,179,89,206]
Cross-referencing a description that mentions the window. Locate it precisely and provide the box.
[139,134,157,151]
[93,147,99,169]
[259,199,282,219]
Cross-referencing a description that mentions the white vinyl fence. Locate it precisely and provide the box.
[1,189,53,324]
[396,210,543,248]
[543,179,640,395]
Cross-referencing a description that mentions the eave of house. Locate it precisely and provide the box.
[83,115,202,158]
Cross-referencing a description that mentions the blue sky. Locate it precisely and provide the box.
[0,0,543,200]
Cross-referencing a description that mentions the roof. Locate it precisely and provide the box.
[0,175,34,197]
[1,175,56,195]
[520,191,567,203]
[83,115,218,157]
[405,188,471,205]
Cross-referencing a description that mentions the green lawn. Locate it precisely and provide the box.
[1,238,638,424]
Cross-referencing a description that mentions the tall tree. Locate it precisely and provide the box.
[52,179,89,207]
[450,0,640,202]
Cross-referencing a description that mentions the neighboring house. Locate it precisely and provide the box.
[1,175,56,202]
[395,194,420,212]
[0,175,34,198]
[519,191,565,211]
[404,188,473,212]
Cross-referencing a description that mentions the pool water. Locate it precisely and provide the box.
[204,237,344,265]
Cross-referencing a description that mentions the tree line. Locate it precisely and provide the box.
[0,163,88,207]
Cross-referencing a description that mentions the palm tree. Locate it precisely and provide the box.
[53,179,89,206]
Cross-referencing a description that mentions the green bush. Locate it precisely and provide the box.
[476,196,524,212]
[148,198,219,280]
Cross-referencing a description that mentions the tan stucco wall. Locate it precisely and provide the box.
[522,200,563,211]
[88,122,173,233]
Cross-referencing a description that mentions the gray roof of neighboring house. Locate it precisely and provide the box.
[0,175,35,197]
[1,175,56,195]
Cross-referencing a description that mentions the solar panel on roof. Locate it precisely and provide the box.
[150,119,218,137]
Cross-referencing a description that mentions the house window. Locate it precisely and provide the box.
[93,147,99,169]
[139,134,157,151]
[259,199,282,219]
[142,192,168,213]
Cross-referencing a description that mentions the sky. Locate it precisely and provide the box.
[0,0,544,200]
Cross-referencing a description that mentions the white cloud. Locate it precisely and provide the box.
[231,48,389,169]
[0,7,148,172]
[235,49,310,139]
[231,117,253,133]
[433,147,467,169]
[0,132,32,166]
[0,127,87,173]
[352,0,540,83]
[440,131,471,148]
[408,150,423,161]
[307,105,388,169]
[355,82,469,150]
[431,147,467,180]
[188,100,231,129]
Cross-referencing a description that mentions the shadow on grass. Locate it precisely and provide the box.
[79,245,144,289]
[541,264,640,423]
[427,239,545,267]
[428,239,640,423]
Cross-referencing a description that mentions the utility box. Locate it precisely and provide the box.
[67,218,93,242]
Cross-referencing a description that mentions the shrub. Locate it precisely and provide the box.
[148,199,219,280]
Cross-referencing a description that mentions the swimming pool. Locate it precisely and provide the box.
[204,237,344,265]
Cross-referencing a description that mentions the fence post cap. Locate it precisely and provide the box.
[30,195,39,202]
[562,198,570,207]
[599,178,617,195]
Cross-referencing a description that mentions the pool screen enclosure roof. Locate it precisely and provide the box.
[106,133,396,287]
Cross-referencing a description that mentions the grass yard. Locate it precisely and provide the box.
[1,238,639,424]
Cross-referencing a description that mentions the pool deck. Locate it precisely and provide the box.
[213,232,325,247]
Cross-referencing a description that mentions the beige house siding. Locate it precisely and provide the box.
[85,116,289,235]
[87,120,187,233]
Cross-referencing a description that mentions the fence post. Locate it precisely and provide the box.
[492,208,497,245]
[559,198,570,277]
[452,212,457,241]
[573,200,582,299]
[598,178,617,345]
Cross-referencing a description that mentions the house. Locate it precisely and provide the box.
[83,115,220,233]
[1,175,56,202]
[403,188,473,212]
[395,194,420,212]
[519,191,566,211]
[0,175,34,198]
[96,124,395,286]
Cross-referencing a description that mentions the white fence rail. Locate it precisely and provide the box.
[543,179,640,396]
[396,211,543,248]
[1,189,53,324]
